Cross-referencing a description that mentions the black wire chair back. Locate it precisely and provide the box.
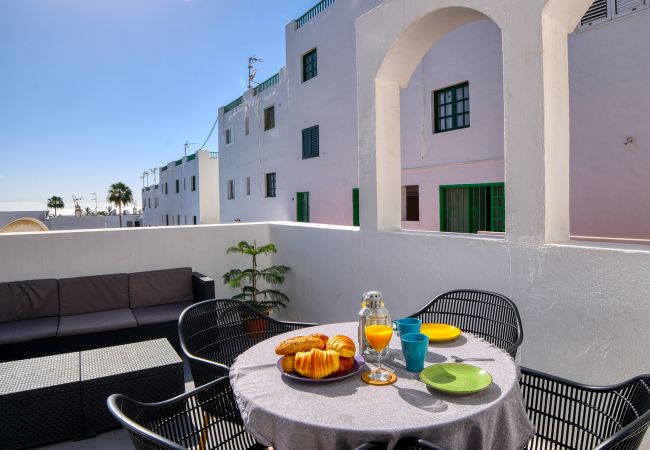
[107,376,265,450]
[520,367,650,450]
[353,437,450,450]
[179,298,315,386]
[409,289,523,358]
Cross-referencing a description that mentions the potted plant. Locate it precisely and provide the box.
[223,241,290,330]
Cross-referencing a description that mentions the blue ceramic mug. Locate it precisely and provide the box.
[393,317,422,336]
[401,333,428,372]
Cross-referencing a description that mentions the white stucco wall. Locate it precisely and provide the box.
[268,222,650,389]
[569,10,650,239]
[0,223,270,300]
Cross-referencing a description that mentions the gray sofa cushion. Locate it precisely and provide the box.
[129,268,193,308]
[0,317,59,345]
[131,302,194,326]
[57,308,137,337]
[59,273,129,316]
[0,279,59,322]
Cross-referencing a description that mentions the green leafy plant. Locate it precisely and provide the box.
[223,240,290,313]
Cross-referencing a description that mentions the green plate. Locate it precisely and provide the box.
[420,363,492,395]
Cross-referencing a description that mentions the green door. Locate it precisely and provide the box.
[440,183,505,233]
[297,192,310,223]
[352,188,360,226]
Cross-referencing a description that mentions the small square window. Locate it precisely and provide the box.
[264,106,275,131]
[433,82,470,133]
[302,48,317,82]
[225,127,233,145]
[175,179,180,193]
[302,125,319,159]
[191,175,196,191]
[266,172,276,198]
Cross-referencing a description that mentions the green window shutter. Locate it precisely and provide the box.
[439,183,504,234]
[302,125,319,159]
[352,188,360,226]
[297,192,310,222]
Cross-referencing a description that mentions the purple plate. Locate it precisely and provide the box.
[277,354,365,383]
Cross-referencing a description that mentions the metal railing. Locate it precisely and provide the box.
[209,151,219,159]
[296,0,335,29]
[175,158,183,166]
[223,96,243,114]
[254,73,280,95]
[160,166,168,172]
[186,153,196,162]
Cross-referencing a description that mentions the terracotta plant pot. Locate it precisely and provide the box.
[242,307,271,334]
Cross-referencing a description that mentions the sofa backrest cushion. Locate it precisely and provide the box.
[129,267,194,308]
[59,273,129,316]
[0,279,59,322]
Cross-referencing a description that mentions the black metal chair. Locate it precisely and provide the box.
[107,376,266,450]
[395,438,452,450]
[178,298,316,386]
[353,438,450,450]
[409,289,523,358]
[520,366,650,450]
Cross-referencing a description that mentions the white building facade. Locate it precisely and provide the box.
[141,150,220,227]
[218,0,650,242]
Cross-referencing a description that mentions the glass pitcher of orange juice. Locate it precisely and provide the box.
[358,291,391,361]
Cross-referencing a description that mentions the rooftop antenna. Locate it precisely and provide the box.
[248,56,263,89]
[140,173,145,189]
[183,141,197,157]
[143,170,150,186]
[89,193,97,213]
[150,168,158,184]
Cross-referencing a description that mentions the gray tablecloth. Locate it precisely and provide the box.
[230,322,534,450]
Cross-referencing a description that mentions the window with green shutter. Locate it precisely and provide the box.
[302,125,319,159]
[352,188,360,226]
[440,183,505,233]
[264,106,275,131]
[302,48,318,82]
[433,82,470,133]
[266,172,276,198]
[297,192,310,222]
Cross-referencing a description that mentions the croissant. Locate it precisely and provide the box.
[326,335,356,358]
[294,348,340,379]
[275,335,325,355]
[332,357,355,376]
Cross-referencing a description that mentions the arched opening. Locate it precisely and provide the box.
[357,0,595,243]
[0,218,49,233]
[368,6,503,234]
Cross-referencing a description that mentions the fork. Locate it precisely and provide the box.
[450,355,495,363]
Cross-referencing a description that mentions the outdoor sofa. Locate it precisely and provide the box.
[0,267,214,362]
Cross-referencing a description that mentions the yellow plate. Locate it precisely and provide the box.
[421,323,461,342]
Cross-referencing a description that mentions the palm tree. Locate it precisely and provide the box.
[47,196,64,216]
[107,182,133,228]
[84,206,92,215]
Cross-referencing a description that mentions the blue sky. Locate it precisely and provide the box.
[0,0,315,212]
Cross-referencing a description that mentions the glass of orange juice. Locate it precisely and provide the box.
[364,311,394,382]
